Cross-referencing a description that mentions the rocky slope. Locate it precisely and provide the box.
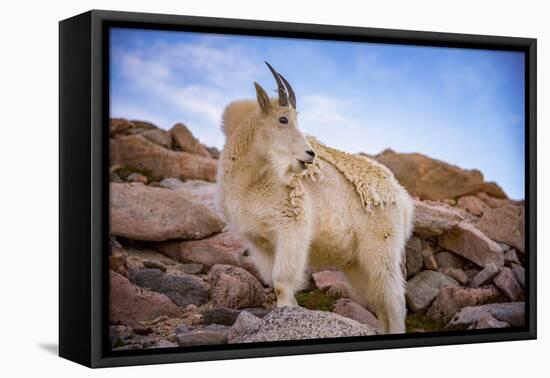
[108,118,526,350]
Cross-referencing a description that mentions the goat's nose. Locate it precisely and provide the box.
[306,150,315,158]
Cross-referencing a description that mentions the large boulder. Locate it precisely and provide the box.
[109,270,181,327]
[170,123,212,157]
[110,134,217,182]
[374,149,484,200]
[438,222,504,268]
[448,302,525,327]
[476,205,525,253]
[208,264,265,309]
[405,270,459,313]
[159,178,218,214]
[110,183,224,241]
[413,200,464,237]
[426,285,501,323]
[140,128,172,149]
[227,306,376,343]
[129,268,209,307]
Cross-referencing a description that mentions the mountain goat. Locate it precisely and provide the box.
[216,62,414,334]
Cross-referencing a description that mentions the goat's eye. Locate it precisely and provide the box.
[279,116,288,124]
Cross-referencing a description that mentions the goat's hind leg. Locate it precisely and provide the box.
[344,256,406,334]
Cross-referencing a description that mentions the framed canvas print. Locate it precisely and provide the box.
[59,10,537,368]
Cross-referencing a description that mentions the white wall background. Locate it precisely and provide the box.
[0,0,547,376]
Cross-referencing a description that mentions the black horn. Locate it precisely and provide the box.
[265,61,288,107]
[278,73,296,110]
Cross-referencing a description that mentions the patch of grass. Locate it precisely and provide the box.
[405,313,467,333]
[296,289,337,312]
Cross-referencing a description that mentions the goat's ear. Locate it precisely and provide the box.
[254,82,271,114]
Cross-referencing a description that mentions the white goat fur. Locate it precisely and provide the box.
[216,98,414,334]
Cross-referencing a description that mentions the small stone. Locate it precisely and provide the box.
[209,264,265,309]
[312,270,349,292]
[179,263,204,275]
[493,267,524,301]
[468,313,510,329]
[426,285,501,323]
[405,270,459,313]
[159,177,186,190]
[470,263,500,288]
[433,251,465,270]
[421,242,438,270]
[511,263,525,288]
[332,298,379,330]
[504,249,521,266]
[127,172,148,184]
[110,171,123,183]
[153,340,179,348]
[226,311,263,343]
[185,304,198,312]
[439,267,468,285]
[175,323,191,334]
[405,237,424,278]
[142,259,167,272]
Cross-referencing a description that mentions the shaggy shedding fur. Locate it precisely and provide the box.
[217,98,414,334]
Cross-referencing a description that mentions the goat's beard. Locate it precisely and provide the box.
[268,153,307,186]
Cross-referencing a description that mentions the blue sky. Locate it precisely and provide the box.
[110,28,525,199]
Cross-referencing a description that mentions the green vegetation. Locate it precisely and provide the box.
[405,313,467,333]
[296,290,337,312]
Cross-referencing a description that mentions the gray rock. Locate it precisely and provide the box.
[175,323,191,334]
[504,249,521,266]
[434,251,465,270]
[152,340,179,348]
[470,263,500,288]
[439,267,468,285]
[109,325,155,349]
[142,259,167,272]
[405,237,424,278]
[511,263,525,288]
[159,177,186,190]
[448,302,525,327]
[406,270,459,313]
[227,306,376,344]
[468,313,510,329]
[203,307,271,326]
[129,268,209,307]
[175,329,228,347]
[209,264,265,309]
[179,263,204,275]
[494,267,524,301]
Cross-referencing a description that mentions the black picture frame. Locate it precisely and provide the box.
[59,9,537,368]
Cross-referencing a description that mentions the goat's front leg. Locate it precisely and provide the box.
[272,227,310,307]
